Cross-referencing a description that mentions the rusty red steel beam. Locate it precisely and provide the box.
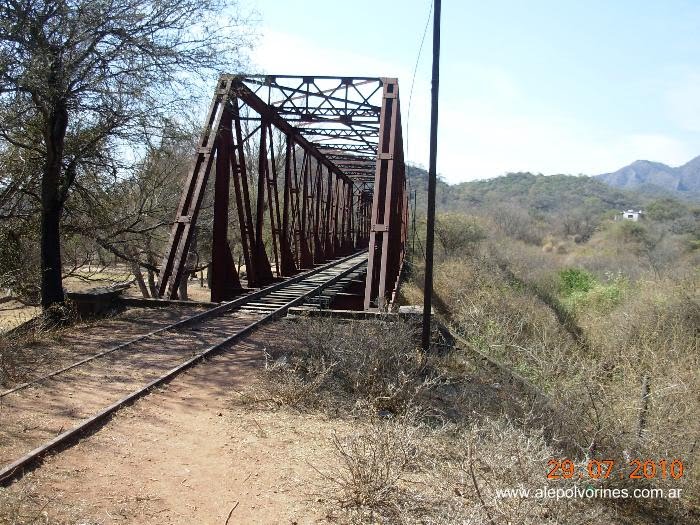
[364,78,408,310]
[300,128,379,139]
[246,76,382,123]
[157,77,234,300]
[158,74,407,310]
[318,144,378,153]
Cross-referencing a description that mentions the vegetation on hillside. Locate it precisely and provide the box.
[242,169,699,523]
[403,170,698,523]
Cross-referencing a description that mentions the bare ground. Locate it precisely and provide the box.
[0,308,266,469]
[0,273,213,336]
[0,306,208,390]
[0,301,41,335]
[1,324,348,524]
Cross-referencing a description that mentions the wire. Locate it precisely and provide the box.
[405,1,433,254]
[405,0,434,165]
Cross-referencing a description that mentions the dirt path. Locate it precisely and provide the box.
[2,324,347,524]
[0,307,207,390]
[0,308,267,469]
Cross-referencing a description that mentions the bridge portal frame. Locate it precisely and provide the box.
[157,75,407,310]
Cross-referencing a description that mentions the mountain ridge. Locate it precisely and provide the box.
[595,156,700,199]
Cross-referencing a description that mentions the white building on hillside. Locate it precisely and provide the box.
[621,209,643,221]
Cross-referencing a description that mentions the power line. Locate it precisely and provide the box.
[405,0,434,163]
[405,0,434,260]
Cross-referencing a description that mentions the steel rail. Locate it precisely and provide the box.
[0,253,367,486]
[0,251,366,399]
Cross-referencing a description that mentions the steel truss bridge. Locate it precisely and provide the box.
[157,75,408,310]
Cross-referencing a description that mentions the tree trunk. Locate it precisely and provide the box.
[178,271,188,300]
[40,203,64,307]
[40,100,69,309]
[131,259,150,298]
[146,269,158,297]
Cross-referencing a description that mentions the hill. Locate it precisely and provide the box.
[595,156,700,200]
[408,165,642,217]
[407,165,698,245]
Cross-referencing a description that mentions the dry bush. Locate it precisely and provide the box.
[434,213,486,258]
[253,317,440,415]
[440,417,614,525]
[487,238,562,285]
[570,219,695,280]
[432,254,582,391]
[575,278,700,507]
[490,205,545,245]
[416,238,699,521]
[323,415,618,525]
[322,416,426,523]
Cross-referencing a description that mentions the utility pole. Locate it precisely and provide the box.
[421,0,441,352]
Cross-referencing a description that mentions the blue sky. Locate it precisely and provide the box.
[249,0,700,183]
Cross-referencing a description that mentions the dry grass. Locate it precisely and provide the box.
[0,486,58,525]
[407,231,698,522]
[249,317,441,416]
[315,413,628,525]
[0,301,41,335]
[241,315,679,524]
[0,304,79,388]
[321,416,424,522]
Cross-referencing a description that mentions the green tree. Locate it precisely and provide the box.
[0,0,251,308]
[435,213,486,256]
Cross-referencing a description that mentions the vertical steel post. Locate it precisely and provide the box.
[264,123,282,277]
[280,133,297,276]
[422,0,442,352]
[363,78,403,310]
[211,107,243,301]
[252,118,274,285]
[299,151,313,268]
[230,99,257,286]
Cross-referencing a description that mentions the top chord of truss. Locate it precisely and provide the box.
[241,75,387,184]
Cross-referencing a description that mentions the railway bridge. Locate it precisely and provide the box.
[0,74,412,486]
[157,75,409,311]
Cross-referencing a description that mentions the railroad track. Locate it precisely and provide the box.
[0,251,367,486]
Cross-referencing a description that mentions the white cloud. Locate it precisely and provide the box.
[434,102,696,182]
[253,28,408,78]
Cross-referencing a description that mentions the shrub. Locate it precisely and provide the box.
[558,268,597,295]
[323,417,422,522]
[613,220,649,245]
[645,199,686,221]
[255,318,439,415]
[435,213,486,256]
[323,415,615,525]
